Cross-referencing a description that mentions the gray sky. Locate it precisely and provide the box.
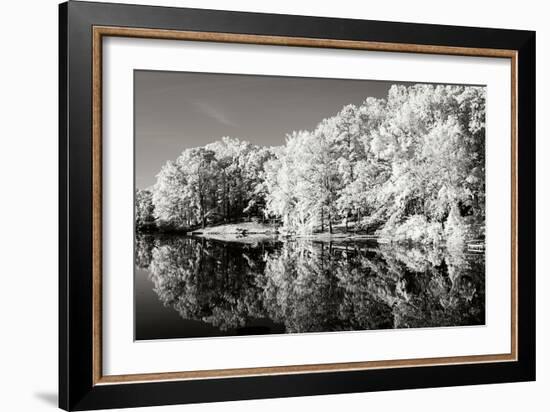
[134,70,397,188]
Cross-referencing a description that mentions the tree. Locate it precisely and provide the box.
[264,132,303,232]
[135,189,155,228]
[151,160,189,228]
[179,147,219,228]
[335,97,386,230]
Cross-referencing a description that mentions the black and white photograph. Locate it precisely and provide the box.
[134,70,486,340]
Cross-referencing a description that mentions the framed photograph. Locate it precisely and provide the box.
[59,1,536,410]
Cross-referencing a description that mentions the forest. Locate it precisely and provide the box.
[136,84,486,247]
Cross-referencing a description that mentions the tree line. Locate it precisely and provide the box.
[137,137,274,229]
[136,84,486,245]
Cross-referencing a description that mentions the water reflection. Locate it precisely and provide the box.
[135,235,484,340]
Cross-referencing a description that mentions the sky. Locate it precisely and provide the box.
[134,70,400,188]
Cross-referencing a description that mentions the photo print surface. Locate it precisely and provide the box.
[134,70,486,341]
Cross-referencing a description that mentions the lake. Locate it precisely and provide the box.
[135,234,485,340]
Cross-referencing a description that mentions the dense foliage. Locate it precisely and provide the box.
[145,137,274,230]
[136,84,485,244]
[135,189,154,228]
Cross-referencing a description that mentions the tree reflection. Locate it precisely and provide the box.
[136,234,485,337]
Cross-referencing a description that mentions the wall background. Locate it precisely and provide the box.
[0,0,545,411]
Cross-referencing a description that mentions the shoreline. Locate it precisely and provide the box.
[137,222,485,251]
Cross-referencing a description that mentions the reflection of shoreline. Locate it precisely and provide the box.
[181,232,486,257]
[135,234,485,339]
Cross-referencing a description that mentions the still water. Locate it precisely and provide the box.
[135,234,485,340]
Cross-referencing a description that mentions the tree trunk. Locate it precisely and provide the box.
[344,214,348,233]
[321,207,325,233]
[199,192,206,228]
[328,211,333,234]
[224,177,228,222]
[321,243,325,271]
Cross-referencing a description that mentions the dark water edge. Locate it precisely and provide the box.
[135,234,485,341]
[135,267,285,339]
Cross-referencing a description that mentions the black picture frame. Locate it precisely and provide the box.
[59,1,536,410]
